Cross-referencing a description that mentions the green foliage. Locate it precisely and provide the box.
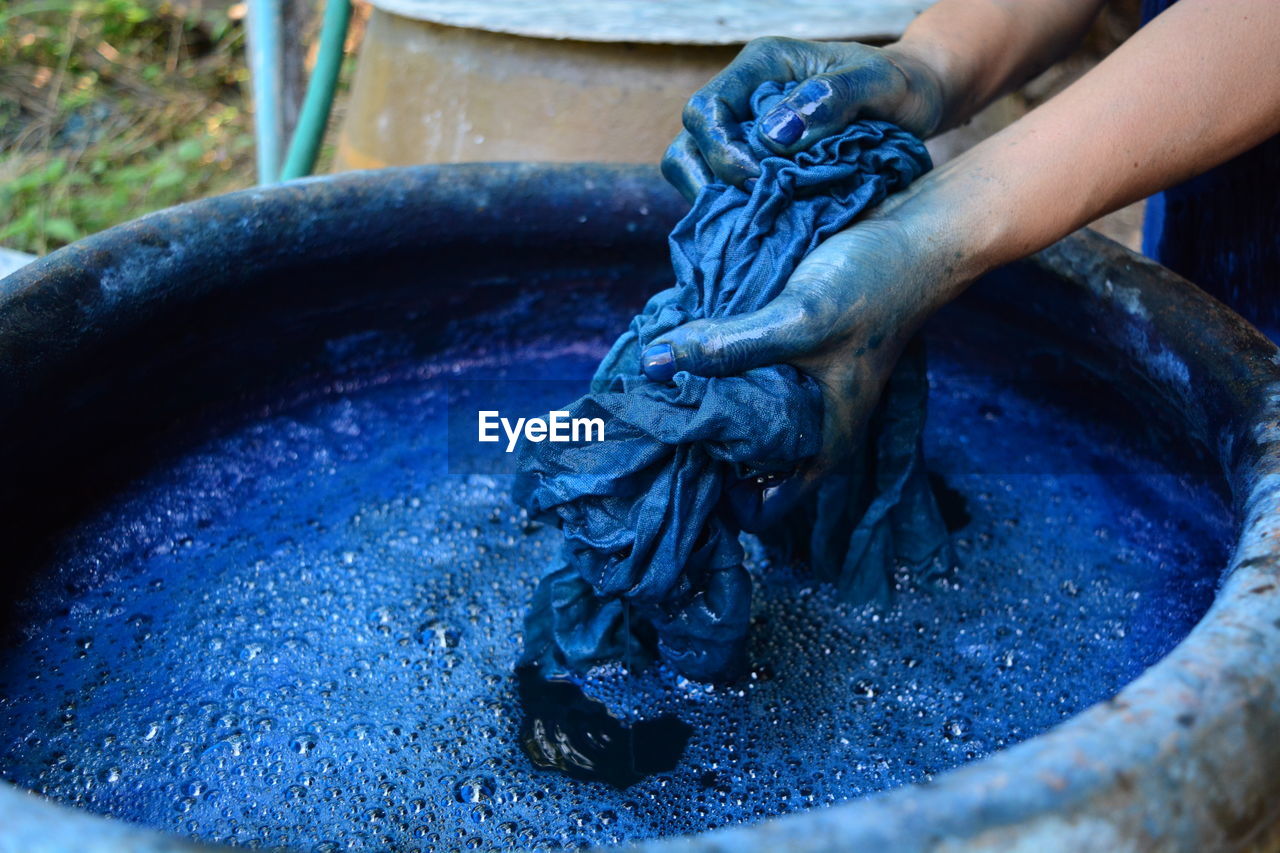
[0,0,255,254]
[1,133,254,250]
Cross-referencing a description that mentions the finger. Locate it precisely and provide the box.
[757,62,902,154]
[733,354,881,530]
[725,364,869,532]
[729,457,827,532]
[660,132,714,203]
[683,91,761,188]
[751,414,864,528]
[639,294,824,380]
[681,38,805,187]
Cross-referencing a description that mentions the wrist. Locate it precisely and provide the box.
[881,38,957,137]
[866,168,1007,329]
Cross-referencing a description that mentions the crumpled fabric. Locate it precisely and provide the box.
[515,82,952,682]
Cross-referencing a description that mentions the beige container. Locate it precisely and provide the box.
[334,0,934,170]
[336,15,737,170]
[332,1,1142,247]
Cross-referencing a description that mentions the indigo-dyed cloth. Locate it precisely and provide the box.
[516,83,951,682]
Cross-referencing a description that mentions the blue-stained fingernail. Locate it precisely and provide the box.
[760,108,804,145]
[641,344,677,381]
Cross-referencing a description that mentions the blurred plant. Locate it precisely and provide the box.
[0,0,255,254]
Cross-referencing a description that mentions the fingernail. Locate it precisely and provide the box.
[641,343,677,381]
[760,108,804,145]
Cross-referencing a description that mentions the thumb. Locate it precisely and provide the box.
[639,295,820,381]
[757,68,889,153]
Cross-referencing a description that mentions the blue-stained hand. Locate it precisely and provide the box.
[662,37,945,202]
[640,214,941,528]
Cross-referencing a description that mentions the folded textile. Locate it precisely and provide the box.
[516,82,952,682]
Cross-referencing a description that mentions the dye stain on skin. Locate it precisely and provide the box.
[0,305,1231,850]
[516,666,691,789]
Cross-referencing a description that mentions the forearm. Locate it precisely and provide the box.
[889,0,1107,133]
[884,0,1280,318]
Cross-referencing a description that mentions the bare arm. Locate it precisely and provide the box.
[664,0,1108,195]
[646,0,1280,519]
[892,0,1280,307]
[892,0,1108,132]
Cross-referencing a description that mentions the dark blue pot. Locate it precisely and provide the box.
[1,164,1278,852]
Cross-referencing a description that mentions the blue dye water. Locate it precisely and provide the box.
[0,322,1229,851]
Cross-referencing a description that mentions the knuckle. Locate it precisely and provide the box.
[682,95,712,132]
[868,49,899,78]
[742,35,785,55]
[710,152,752,184]
[778,287,841,349]
[703,142,758,186]
[659,155,685,191]
[816,70,864,105]
[673,321,720,374]
[660,137,690,174]
[806,71,840,91]
[843,41,877,59]
[702,331,747,375]
[704,317,773,374]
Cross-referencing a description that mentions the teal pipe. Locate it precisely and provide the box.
[280,0,353,181]
[246,0,284,184]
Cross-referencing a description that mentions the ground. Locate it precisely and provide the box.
[1,0,256,255]
[0,0,371,258]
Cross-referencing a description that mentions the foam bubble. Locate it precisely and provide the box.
[0,329,1228,849]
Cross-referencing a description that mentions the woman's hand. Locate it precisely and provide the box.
[638,190,975,528]
[650,0,1280,525]
[660,0,1116,203]
[662,37,946,201]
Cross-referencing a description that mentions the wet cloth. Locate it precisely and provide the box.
[516,82,951,682]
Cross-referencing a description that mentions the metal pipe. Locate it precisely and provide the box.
[246,0,284,183]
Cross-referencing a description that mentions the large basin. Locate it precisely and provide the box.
[0,164,1278,852]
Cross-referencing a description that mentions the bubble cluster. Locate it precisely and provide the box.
[0,328,1229,851]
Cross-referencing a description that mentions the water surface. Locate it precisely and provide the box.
[0,316,1229,850]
